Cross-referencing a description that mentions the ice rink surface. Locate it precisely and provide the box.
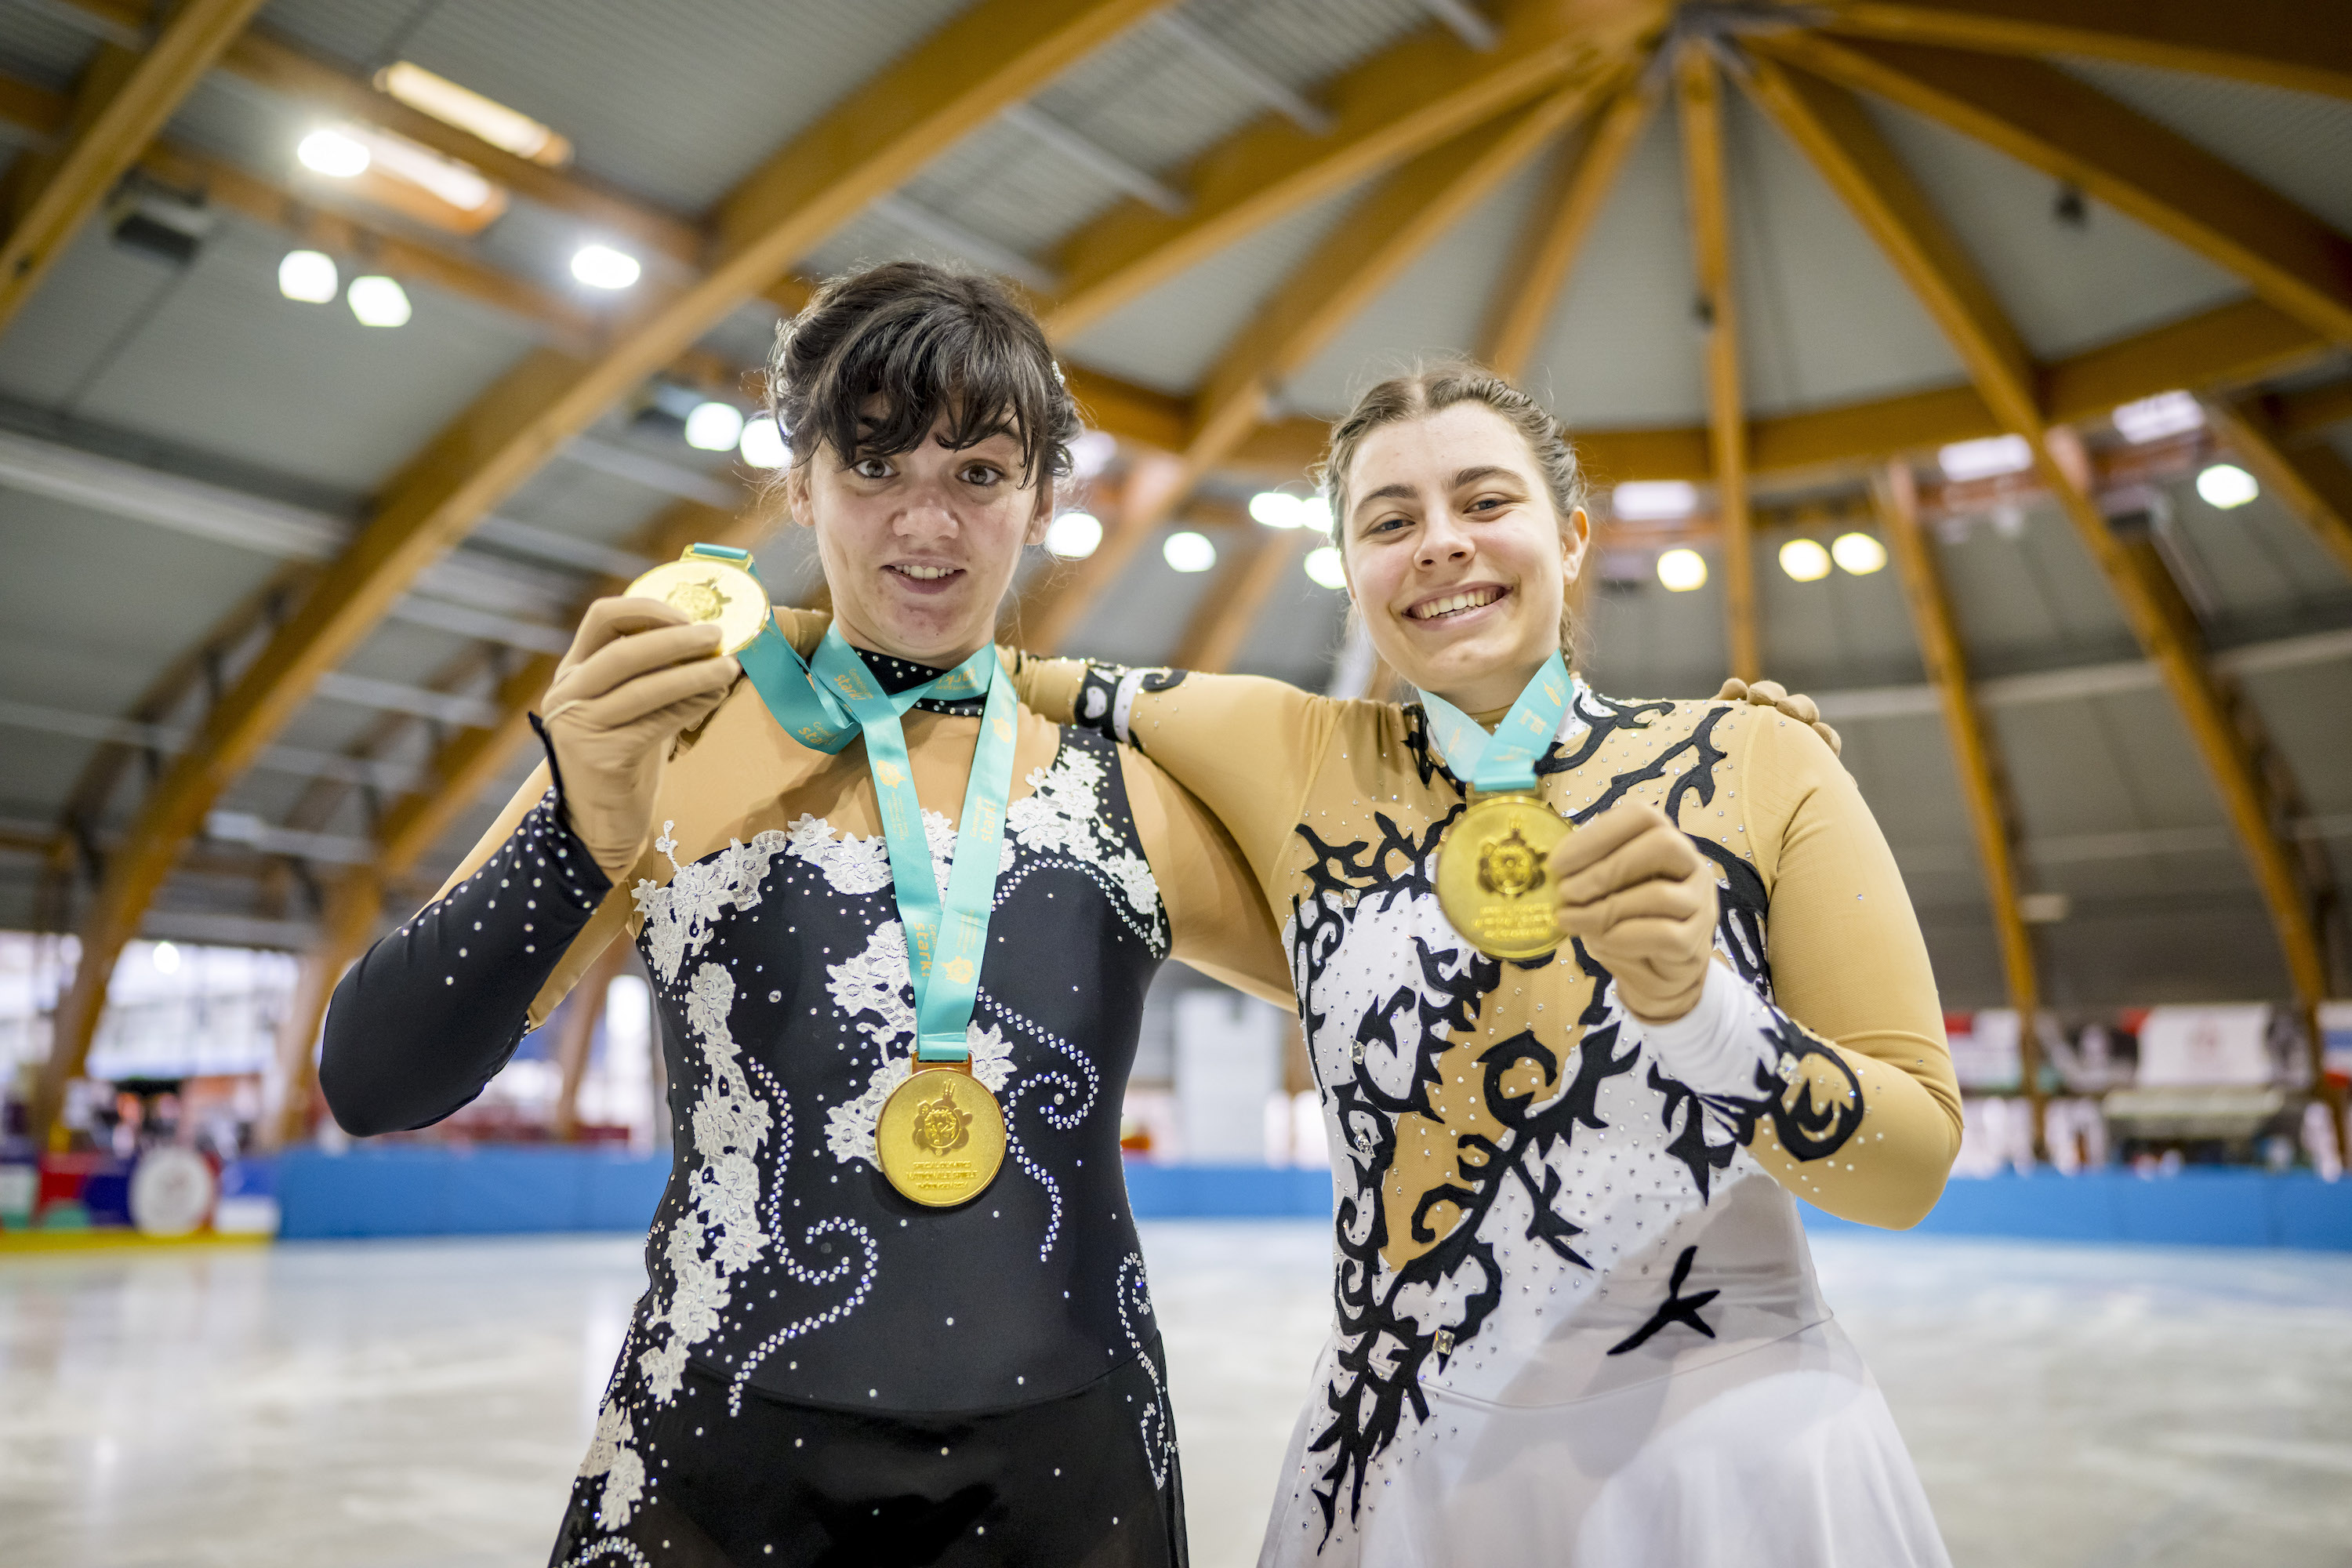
[3,1221,2349,1566]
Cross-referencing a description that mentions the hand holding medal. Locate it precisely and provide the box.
[1546,800,1719,1024]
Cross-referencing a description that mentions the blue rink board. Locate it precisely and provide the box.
[272,1149,2352,1250]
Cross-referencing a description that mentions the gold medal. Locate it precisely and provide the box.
[876,1062,1007,1207]
[624,550,771,655]
[1436,791,1570,959]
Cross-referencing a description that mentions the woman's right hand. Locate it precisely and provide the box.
[540,597,740,882]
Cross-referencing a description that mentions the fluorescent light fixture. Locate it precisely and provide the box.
[1656,547,1707,592]
[1936,434,2033,482]
[738,416,788,470]
[296,127,370,178]
[355,125,499,212]
[1303,545,1347,590]
[1778,538,1831,583]
[2196,463,2259,510]
[1046,510,1102,558]
[2111,389,2203,445]
[1068,429,1116,481]
[346,274,412,327]
[376,61,572,166]
[277,249,337,303]
[684,401,745,452]
[1613,480,1697,521]
[1163,530,1217,573]
[1831,531,1888,575]
[1249,490,1304,528]
[572,244,641,290]
[151,940,180,975]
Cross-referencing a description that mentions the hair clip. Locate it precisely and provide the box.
[1051,360,1067,388]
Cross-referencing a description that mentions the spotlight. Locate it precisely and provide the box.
[2195,463,2259,510]
[1656,548,1708,592]
[1296,495,1333,535]
[684,401,745,452]
[572,244,641,290]
[1046,511,1102,559]
[151,941,180,975]
[1778,539,1831,583]
[296,127,370,178]
[1831,532,1888,575]
[1163,531,1216,573]
[1613,481,1697,521]
[346,274,411,327]
[738,417,788,470]
[1304,546,1347,590]
[1249,491,1303,528]
[278,249,338,303]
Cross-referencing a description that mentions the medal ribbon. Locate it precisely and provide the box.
[1416,651,1576,793]
[685,545,1012,1065]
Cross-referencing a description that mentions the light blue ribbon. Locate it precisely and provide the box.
[1417,651,1576,793]
[693,545,1013,1064]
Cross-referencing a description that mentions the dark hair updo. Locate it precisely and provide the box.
[765,260,1080,495]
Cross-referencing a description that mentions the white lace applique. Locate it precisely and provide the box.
[632,823,789,985]
[825,1018,1014,1169]
[827,920,916,1049]
[1006,746,1161,920]
[785,811,1014,900]
[577,1392,646,1529]
[634,960,771,1402]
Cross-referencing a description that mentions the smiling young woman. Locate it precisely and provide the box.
[318,261,1290,1567]
[1004,361,1962,1566]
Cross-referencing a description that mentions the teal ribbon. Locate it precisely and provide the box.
[1416,651,1576,793]
[695,545,1012,1065]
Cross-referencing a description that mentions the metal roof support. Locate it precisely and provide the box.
[1811,0,2352,102]
[1044,0,1672,339]
[1169,529,1308,672]
[0,0,265,336]
[35,0,1166,1147]
[2201,398,2352,583]
[867,192,1058,292]
[1417,0,1501,53]
[1152,11,1334,135]
[1001,103,1187,215]
[1024,76,1614,651]
[1482,77,1656,381]
[1675,43,1759,682]
[1876,459,2044,1134]
[1744,50,2339,1120]
[1762,33,2352,349]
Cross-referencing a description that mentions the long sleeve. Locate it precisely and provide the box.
[318,784,612,1136]
[1119,746,1293,1008]
[1004,654,1340,898]
[1719,712,1962,1228]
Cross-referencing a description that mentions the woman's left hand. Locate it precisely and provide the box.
[1547,801,1718,1023]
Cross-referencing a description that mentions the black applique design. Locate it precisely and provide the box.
[1065,661,1188,745]
[1606,1245,1720,1355]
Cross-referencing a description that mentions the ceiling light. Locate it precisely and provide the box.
[1613,480,1697,521]
[1304,545,1347,590]
[2196,463,2259,510]
[684,401,745,452]
[739,416,788,470]
[1936,434,2034,482]
[1831,532,1888,575]
[376,61,572,166]
[2112,390,2203,445]
[1656,548,1707,592]
[572,244,641,290]
[1163,530,1216,573]
[151,941,180,975]
[1047,510,1102,558]
[346,274,411,327]
[296,127,370,178]
[278,249,337,303]
[1779,538,1831,583]
[1296,495,1333,534]
[1250,491,1304,528]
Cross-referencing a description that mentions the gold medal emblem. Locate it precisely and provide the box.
[876,1064,1007,1207]
[624,552,772,655]
[1436,792,1570,959]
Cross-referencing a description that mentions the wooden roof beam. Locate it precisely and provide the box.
[1744,48,2335,1025]
[0,0,266,334]
[1814,0,2352,103]
[1041,0,1669,338]
[1481,74,1658,381]
[1759,32,2352,349]
[1168,528,1308,673]
[37,0,1164,1145]
[1677,43,1758,681]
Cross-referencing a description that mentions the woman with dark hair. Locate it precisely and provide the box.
[1000,362,1960,1566]
[318,261,1284,1567]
